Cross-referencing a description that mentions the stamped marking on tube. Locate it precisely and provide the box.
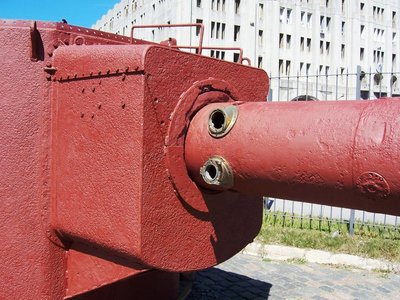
[356,172,390,200]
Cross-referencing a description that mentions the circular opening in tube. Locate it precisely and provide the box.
[204,164,218,182]
[210,110,226,131]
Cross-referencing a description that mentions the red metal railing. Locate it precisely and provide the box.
[131,23,204,54]
[175,46,249,64]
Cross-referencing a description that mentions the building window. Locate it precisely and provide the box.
[234,25,240,41]
[341,21,345,35]
[211,0,215,10]
[196,0,201,8]
[286,60,291,75]
[307,38,311,52]
[393,11,397,27]
[259,3,264,20]
[360,48,365,61]
[222,0,225,12]
[222,23,226,39]
[279,33,284,48]
[300,37,305,51]
[217,0,220,11]
[341,44,345,58]
[320,40,324,54]
[307,13,312,28]
[319,65,324,74]
[325,66,330,75]
[211,21,215,38]
[301,11,306,26]
[196,19,203,36]
[280,7,285,23]
[300,62,304,74]
[216,22,220,39]
[360,2,365,12]
[360,25,365,37]
[320,16,325,28]
[326,41,330,55]
[233,53,240,63]
[306,63,311,74]
[286,9,292,24]
[286,34,291,49]
[258,30,263,46]
[258,56,263,68]
[235,0,240,14]
[279,59,284,74]
[326,17,331,31]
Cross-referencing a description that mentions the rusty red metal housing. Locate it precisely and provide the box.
[0,20,268,298]
[2,18,400,299]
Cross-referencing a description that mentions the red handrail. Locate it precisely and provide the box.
[131,23,204,54]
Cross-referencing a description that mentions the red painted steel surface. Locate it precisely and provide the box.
[0,19,269,298]
[0,20,65,299]
[52,44,269,271]
[0,20,180,299]
[185,100,400,216]
[5,17,400,299]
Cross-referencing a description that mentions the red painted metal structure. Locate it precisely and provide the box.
[0,19,399,299]
[185,100,400,216]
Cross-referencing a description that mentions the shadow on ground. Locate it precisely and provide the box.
[187,268,272,299]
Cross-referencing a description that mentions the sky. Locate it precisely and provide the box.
[0,0,118,28]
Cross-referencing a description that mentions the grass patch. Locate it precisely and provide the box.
[257,212,400,262]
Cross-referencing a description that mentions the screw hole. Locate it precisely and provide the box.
[210,110,225,130]
[205,164,218,182]
[98,104,102,109]
[122,103,126,109]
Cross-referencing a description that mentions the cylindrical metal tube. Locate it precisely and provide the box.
[185,99,400,215]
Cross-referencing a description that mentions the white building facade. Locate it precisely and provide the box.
[94,0,400,100]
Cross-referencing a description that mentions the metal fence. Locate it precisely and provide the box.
[264,67,400,235]
[267,67,400,102]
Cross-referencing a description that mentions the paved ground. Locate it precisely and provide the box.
[187,253,400,299]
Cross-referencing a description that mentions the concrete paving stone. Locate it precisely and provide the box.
[319,285,334,293]
[377,286,391,293]
[312,296,329,300]
[284,283,297,289]
[190,253,400,299]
